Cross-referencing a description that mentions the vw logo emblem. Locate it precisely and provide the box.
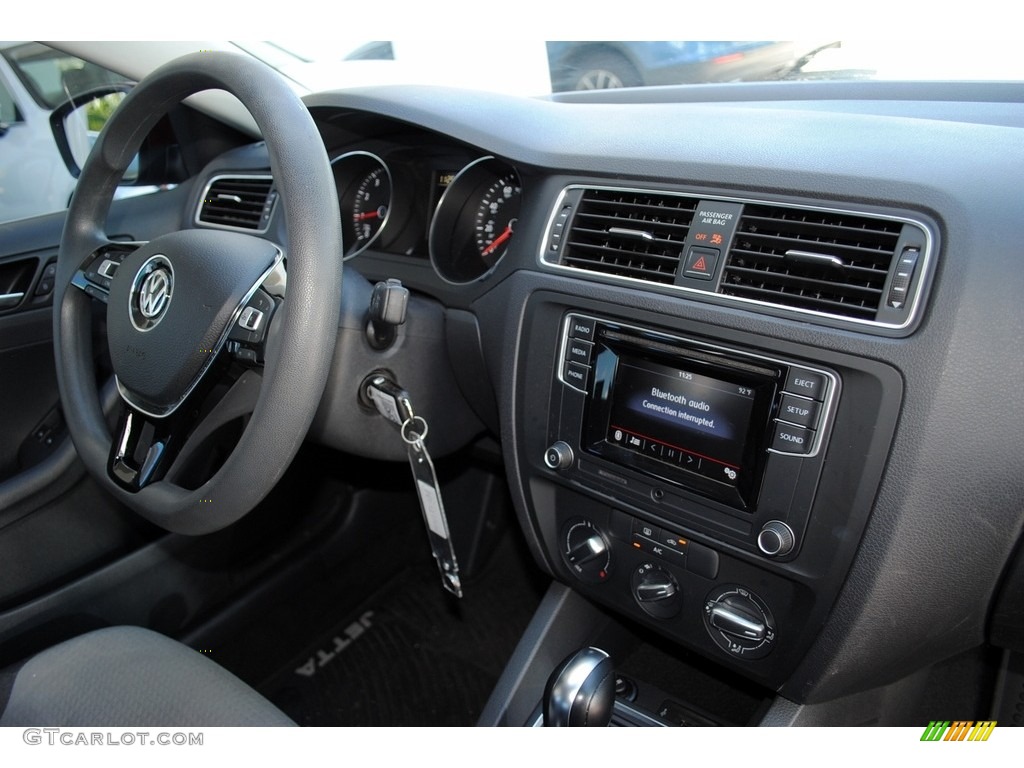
[130,255,174,332]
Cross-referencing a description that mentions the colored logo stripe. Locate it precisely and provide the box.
[920,720,996,741]
[921,721,950,741]
[968,721,997,741]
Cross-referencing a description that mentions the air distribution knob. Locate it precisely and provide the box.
[757,520,795,557]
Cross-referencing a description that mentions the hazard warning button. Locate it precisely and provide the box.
[683,246,719,280]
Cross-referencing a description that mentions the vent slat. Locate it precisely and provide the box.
[198,176,274,231]
[721,204,903,321]
[719,283,878,319]
[557,189,696,283]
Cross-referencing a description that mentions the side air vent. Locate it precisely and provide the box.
[559,188,697,285]
[720,204,903,321]
[196,175,276,232]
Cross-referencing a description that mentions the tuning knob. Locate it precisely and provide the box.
[757,521,795,557]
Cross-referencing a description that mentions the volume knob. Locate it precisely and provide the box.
[544,441,574,470]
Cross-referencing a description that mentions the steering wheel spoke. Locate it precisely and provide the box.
[109,402,181,491]
[70,242,146,304]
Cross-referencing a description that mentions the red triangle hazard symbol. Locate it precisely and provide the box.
[693,256,707,272]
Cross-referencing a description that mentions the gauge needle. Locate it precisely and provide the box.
[482,225,513,257]
[354,211,380,222]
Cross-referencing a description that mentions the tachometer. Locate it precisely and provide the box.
[429,157,522,284]
[331,151,392,259]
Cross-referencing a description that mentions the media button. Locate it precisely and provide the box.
[771,422,814,454]
[568,316,595,342]
[778,394,820,428]
[566,338,594,366]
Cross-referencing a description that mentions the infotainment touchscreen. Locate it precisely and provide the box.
[606,357,758,489]
[580,325,779,510]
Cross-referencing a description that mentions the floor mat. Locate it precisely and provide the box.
[258,534,546,726]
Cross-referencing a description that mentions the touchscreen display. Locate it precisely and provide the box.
[606,356,758,488]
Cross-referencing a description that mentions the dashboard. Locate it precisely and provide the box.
[184,80,1024,709]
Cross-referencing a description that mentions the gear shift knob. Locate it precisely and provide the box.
[543,647,615,726]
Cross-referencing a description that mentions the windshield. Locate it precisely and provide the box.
[232,39,1024,96]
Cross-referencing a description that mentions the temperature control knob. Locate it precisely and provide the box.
[561,519,611,583]
[631,563,682,619]
[703,585,776,659]
[757,521,796,557]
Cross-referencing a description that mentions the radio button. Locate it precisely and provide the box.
[563,361,590,390]
[568,316,596,342]
[566,338,594,366]
[784,370,826,401]
[771,423,814,454]
[778,394,820,428]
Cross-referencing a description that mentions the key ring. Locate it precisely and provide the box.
[401,416,429,445]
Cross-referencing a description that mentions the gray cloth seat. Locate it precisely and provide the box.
[0,626,295,726]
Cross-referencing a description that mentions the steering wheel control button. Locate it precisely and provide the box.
[784,369,826,401]
[567,315,595,342]
[230,289,276,346]
[683,246,720,280]
[704,586,776,659]
[778,394,820,428]
[757,521,796,557]
[129,255,174,332]
[632,563,682,619]
[544,441,574,470]
[771,422,814,454]
[238,307,264,332]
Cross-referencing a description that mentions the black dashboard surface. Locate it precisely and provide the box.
[196,80,1024,704]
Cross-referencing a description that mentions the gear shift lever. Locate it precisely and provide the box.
[543,647,615,726]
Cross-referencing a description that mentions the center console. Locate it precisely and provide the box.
[511,292,902,692]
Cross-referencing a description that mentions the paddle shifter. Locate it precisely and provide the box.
[543,647,616,727]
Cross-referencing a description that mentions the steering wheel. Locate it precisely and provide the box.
[52,52,343,534]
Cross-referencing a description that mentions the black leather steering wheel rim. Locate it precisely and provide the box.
[53,51,342,534]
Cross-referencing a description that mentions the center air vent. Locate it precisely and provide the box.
[557,188,696,285]
[543,184,933,334]
[720,204,903,321]
[196,175,276,232]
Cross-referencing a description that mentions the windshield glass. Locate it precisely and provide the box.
[234,39,1024,96]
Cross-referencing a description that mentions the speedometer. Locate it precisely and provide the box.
[474,172,522,265]
[429,157,522,284]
